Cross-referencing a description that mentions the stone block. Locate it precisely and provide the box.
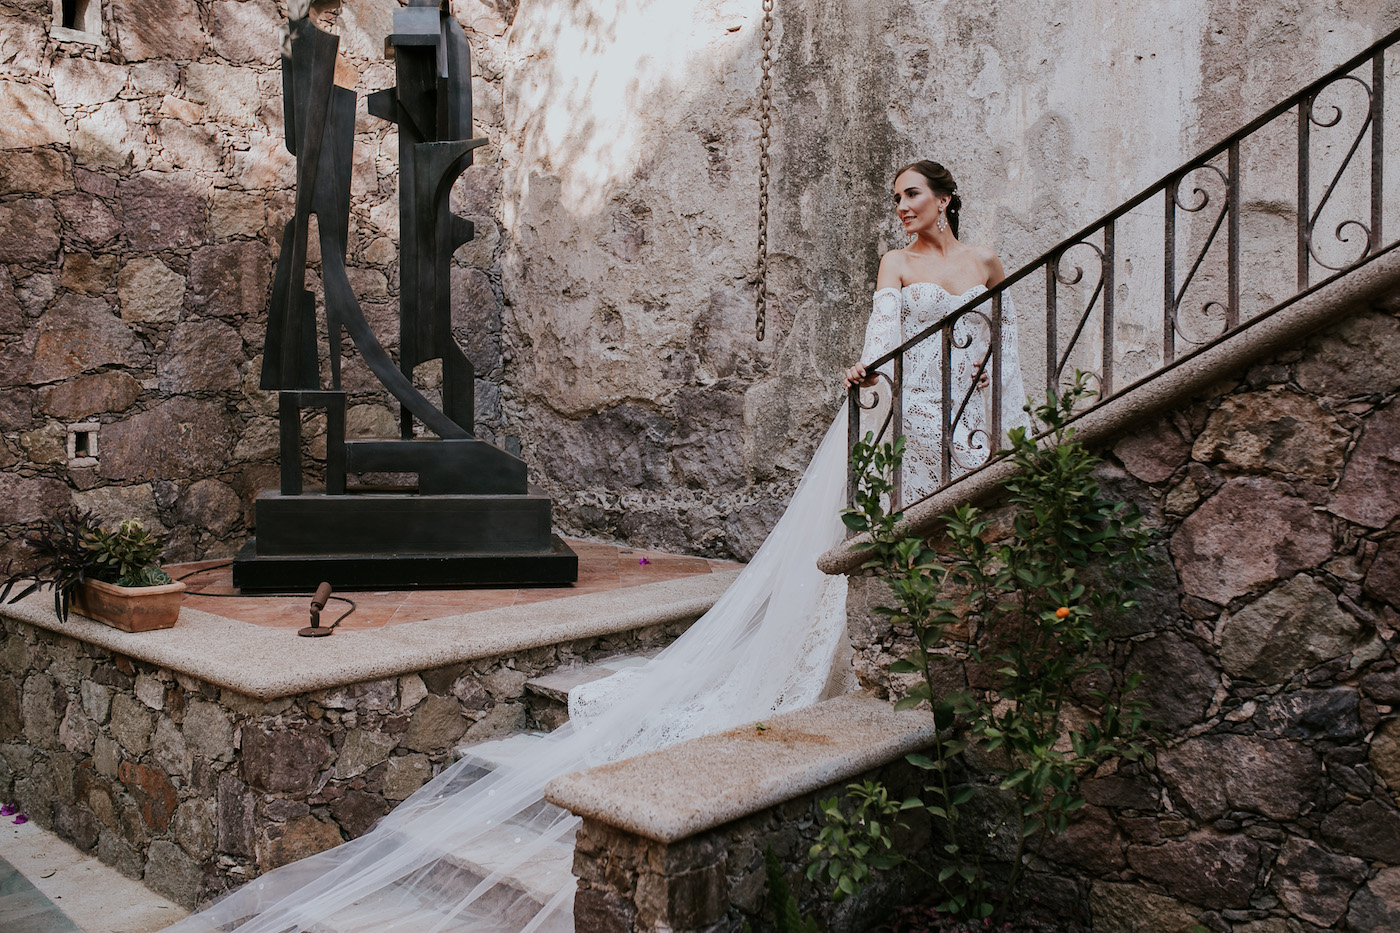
[157,319,244,392]
[382,753,431,801]
[181,699,234,762]
[129,63,182,96]
[337,0,398,60]
[210,189,266,239]
[54,800,100,852]
[1193,390,1349,482]
[257,815,343,873]
[402,695,467,752]
[1156,733,1321,822]
[0,17,46,75]
[1365,539,1400,609]
[188,240,271,320]
[1269,837,1367,927]
[0,198,60,264]
[1255,687,1361,741]
[210,0,279,64]
[1321,798,1400,863]
[1040,804,1126,874]
[172,797,216,861]
[1296,311,1400,398]
[79,680,112,722]
[184,63,260,126]
[1217,574,1363,682]
[230,132,295,189]
[1346,866,1400,933]
[333,729,397,779]
[1126,831,1261,908]
[241,725,332,794]
[73,100,149,171]
[328,789,389,837]
[50,58,128,107]
[173,480,243,536]
[143,840,203,909]
[154,119,222,173]
[99,397,236,482]
[111,0,205,62]
[318,680,396,712]
[58,701,96,754]
[0,149,71,197]
[120,173,205,251]
[21,673,59,749]
[71,483,163,534]
[108,693,154,756]
[0,81,69,149]
[118,759,178,831]
[1114,416,1193,484]
[217,773,254,856]
[1332,398,1400,529]
[39,372,142,419]
[59,251,118,293]
[19,421,66,465]
[117,255,185,323]
[1172,478,1332,604]
[1372,716,1400,788]
[152,717,190,780]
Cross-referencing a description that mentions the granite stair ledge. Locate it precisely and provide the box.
[545,694,940,932]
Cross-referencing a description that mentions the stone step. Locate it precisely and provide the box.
[521,651,661,732]
[453,731,551,771]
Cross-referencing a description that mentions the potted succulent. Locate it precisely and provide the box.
[1,510,185,632]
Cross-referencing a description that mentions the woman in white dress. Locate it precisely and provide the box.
[164,164,1022,933]
[846,160,1025,502]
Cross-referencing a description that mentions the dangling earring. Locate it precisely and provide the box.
[936,212,947,233]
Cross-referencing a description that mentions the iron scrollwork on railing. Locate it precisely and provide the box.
[848,27,1399,514]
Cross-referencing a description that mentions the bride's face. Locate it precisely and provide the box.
[893,170,950,236]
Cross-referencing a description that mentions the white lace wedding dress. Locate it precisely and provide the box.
[861,283,1028,503]
[164,285,1020,933]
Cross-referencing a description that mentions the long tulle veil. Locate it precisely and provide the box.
[164,413,853,933]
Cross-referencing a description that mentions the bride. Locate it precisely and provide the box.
[165,163,1022,933]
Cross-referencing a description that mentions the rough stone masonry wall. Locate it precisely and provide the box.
[842,301,1400,932]
[0,0,512,565]
[0,608,690,909]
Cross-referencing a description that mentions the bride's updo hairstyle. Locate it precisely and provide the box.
[894,160,961,238]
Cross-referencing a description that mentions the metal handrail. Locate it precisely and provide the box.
[849,25,1399,510]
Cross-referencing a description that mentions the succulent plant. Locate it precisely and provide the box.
[1,511,171,622]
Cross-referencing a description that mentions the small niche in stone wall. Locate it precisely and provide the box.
[51,0,104,46]
[67,422,98,466]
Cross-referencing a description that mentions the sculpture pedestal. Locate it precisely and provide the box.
[232,489,579,591]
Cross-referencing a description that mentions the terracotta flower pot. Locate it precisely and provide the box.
[71,578,186,632]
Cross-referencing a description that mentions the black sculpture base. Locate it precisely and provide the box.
[232,489,579,591]
[231,536,578,592]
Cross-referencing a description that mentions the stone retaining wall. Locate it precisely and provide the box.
[572,756,940,933]
[0,608,689,909]
[840,301,1400,932]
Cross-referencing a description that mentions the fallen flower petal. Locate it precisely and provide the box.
[0,804,15,816]
[13,814,28,824]
[638,557,650,566]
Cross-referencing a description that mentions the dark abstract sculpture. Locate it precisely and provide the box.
[233,1,576,590]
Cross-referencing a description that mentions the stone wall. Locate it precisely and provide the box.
[0,0,513,565]
[572,757,943,933]
[841,300,1400,931]
[4,0,1397,568]
[0,607,689,908]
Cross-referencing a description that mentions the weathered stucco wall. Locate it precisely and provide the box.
[497,0,1400,558]
[2,0,1397,565]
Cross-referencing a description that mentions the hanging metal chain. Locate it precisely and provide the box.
[755,0,775,341]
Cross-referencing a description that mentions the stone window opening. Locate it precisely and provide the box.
[52,0,104,46]
[67,422,99,466]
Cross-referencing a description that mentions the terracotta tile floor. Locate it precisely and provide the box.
[169,541,743,632]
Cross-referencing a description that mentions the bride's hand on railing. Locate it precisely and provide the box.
[844,363,878,390]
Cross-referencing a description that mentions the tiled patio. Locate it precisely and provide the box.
[171,540,744,631]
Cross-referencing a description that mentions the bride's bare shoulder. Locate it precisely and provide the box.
[876,247,911,290]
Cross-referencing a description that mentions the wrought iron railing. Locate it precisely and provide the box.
[849,26,1400,510]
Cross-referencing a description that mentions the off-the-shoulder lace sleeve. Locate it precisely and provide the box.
[862,287,902,370]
